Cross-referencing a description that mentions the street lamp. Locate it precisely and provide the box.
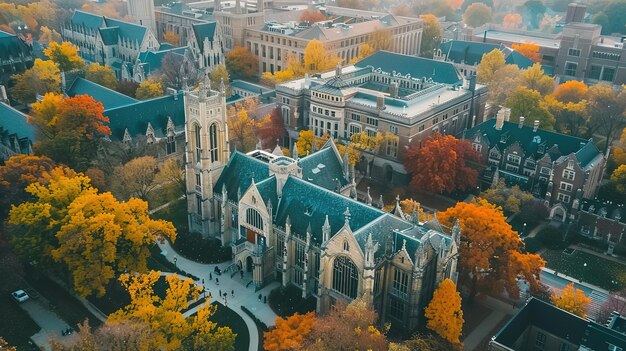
[174,256,178,268]
[522,223,527,236]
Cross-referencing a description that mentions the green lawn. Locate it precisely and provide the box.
[509,215,540,235]
[210,302,250,351]
[269,285,317,317]
[541,249,626,291]
[0,294,40,350]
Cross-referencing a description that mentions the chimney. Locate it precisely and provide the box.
[565,3,586,23]
[376,93,385,110]
[495,108,505,130]
[390,81,399,98]
[503,107,511,121]
[519,116,525,128]
[533,120,540,132]
[335,62,342,76]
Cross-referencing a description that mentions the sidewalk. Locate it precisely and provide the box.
[462,295,518,351]
[156,240,279,351]
[20,300,76,351]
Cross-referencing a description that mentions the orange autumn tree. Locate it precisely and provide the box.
[551,283,591,317]
[512,43,541,62]
[29,93,111,170]
[404,134,479,193]
[502,13,522,29]
[551,80,588,104]
[257,107,286,149]
[300,9,325,23]
[438,199,545,299]
[425,279,464,345]
[0,155,57,208]
[264,312,316,351]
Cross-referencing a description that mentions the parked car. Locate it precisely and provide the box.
[11,289,30,302]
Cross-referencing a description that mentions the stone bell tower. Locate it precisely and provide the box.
[185,76,230,237]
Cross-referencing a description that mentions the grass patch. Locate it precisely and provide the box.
[152,199,188,234]
[148,183,181,210]
[541,249,626,291]
[509,216,539,235]
[25,273,102,328]
[172,232,231,264]
[268,285,317,317]
[210,302,250,351]
[0,294,40,350]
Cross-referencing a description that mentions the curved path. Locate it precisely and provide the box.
[156,240,279,351]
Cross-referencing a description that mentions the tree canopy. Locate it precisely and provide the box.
[438,198,545,299]
[425,279,464,345]
[264,312,315,351]
[477,49,505,84]
[404,134,479,194]
[136,79,165,100]
[551,283,591,317]
[512,43,541,62]
[504,88,556,130]
[225,46,259,80]
[44,41,84,71]
[420,14,442,58]
[462,3,492,27]
[11,58,61,103]
[85,63,117,89]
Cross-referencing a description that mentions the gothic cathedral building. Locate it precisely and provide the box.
[184,84,460,334]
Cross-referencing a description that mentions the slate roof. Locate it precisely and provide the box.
[255,176,278,209]
[71,11,105,30]
[231,80,272,95]
[214,151,271,203]
[192,22,218,52]
[0,102,35,141]
[275,176,384,243]
[136,46,187,75]
[71,10,148,43]
[438,40,534,70]
[463,119,600,164]
[353,214,413,258]
[0,30,33,61]
[98,27,120,45]
[355,51,462,85]
[298,145,349,191]
[493,298,626,350]
[104,93,185,139]
[67,77,138,110]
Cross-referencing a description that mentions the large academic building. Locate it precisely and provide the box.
[183,82,460,334]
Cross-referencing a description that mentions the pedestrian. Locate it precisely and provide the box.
[210,273,213,280]
[258,293,262,301]
[216,277,219,285]
[231,289,234,297]
[264,296,267,304]
[240,270,244,279]
[219,289,222,297]
[202,278,205,285]
[209,292,212,299]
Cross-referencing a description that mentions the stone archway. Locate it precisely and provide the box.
[550,204,567,222]
[246,255,253,272]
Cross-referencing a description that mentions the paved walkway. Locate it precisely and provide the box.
[19,300,76,351]
[462,295,518,351]
[526,222,548,238]
[156,240,279,351]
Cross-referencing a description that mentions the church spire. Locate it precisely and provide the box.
[322,215,331,242]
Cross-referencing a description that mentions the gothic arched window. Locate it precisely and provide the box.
[194,124,201,163]
[209,123,218,162]
[246,208,263,231]
[332,256,358,299]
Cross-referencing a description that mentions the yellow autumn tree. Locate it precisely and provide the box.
[512,43,541,62]
[425,279,464,345]
[85,63,117,89]
[163,31,180,46]
[136,79,164,100]
[8,167,93,266]
[51,193,176,297]
[44,41,84,72]
[551,283,591,317]
[227,98,259,152]
[612,128,626,166]
[264,312,316,351]
[11,58,61,103]
[295,130,329,156]
[262,40,341,84]
[109,271,236,351]
[519,63,555,96]
[477,49,505,84]
[350,43,376,63]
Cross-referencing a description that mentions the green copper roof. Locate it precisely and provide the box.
[192,22,218,52]
[104,18,147,43]
[464,119,598,163]
[0,30,32,61]
[439,40,502,66]
[355,51,462,85]
[68,77,138,110]
[255,176,278,209]
[274,176,384,243]
[104,93,185,139]
[71,11,105,30]
[298,145,349,191]
[0,102,35,141]
[98,27,119,45]
[137,47,187,75]
[214,152,271,202]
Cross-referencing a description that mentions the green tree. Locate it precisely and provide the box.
[462,3,492,27]
[479,179,534,214]
[504,88,556,130]
[44,41,84,71]
[420,14,442,58]
[612,165,626,195]
[586,83,626,153]
[85,63,117,89]
[10,58,61,103]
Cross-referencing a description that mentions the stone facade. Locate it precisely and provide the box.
[275,51,487,185]
[464,109,606,222]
